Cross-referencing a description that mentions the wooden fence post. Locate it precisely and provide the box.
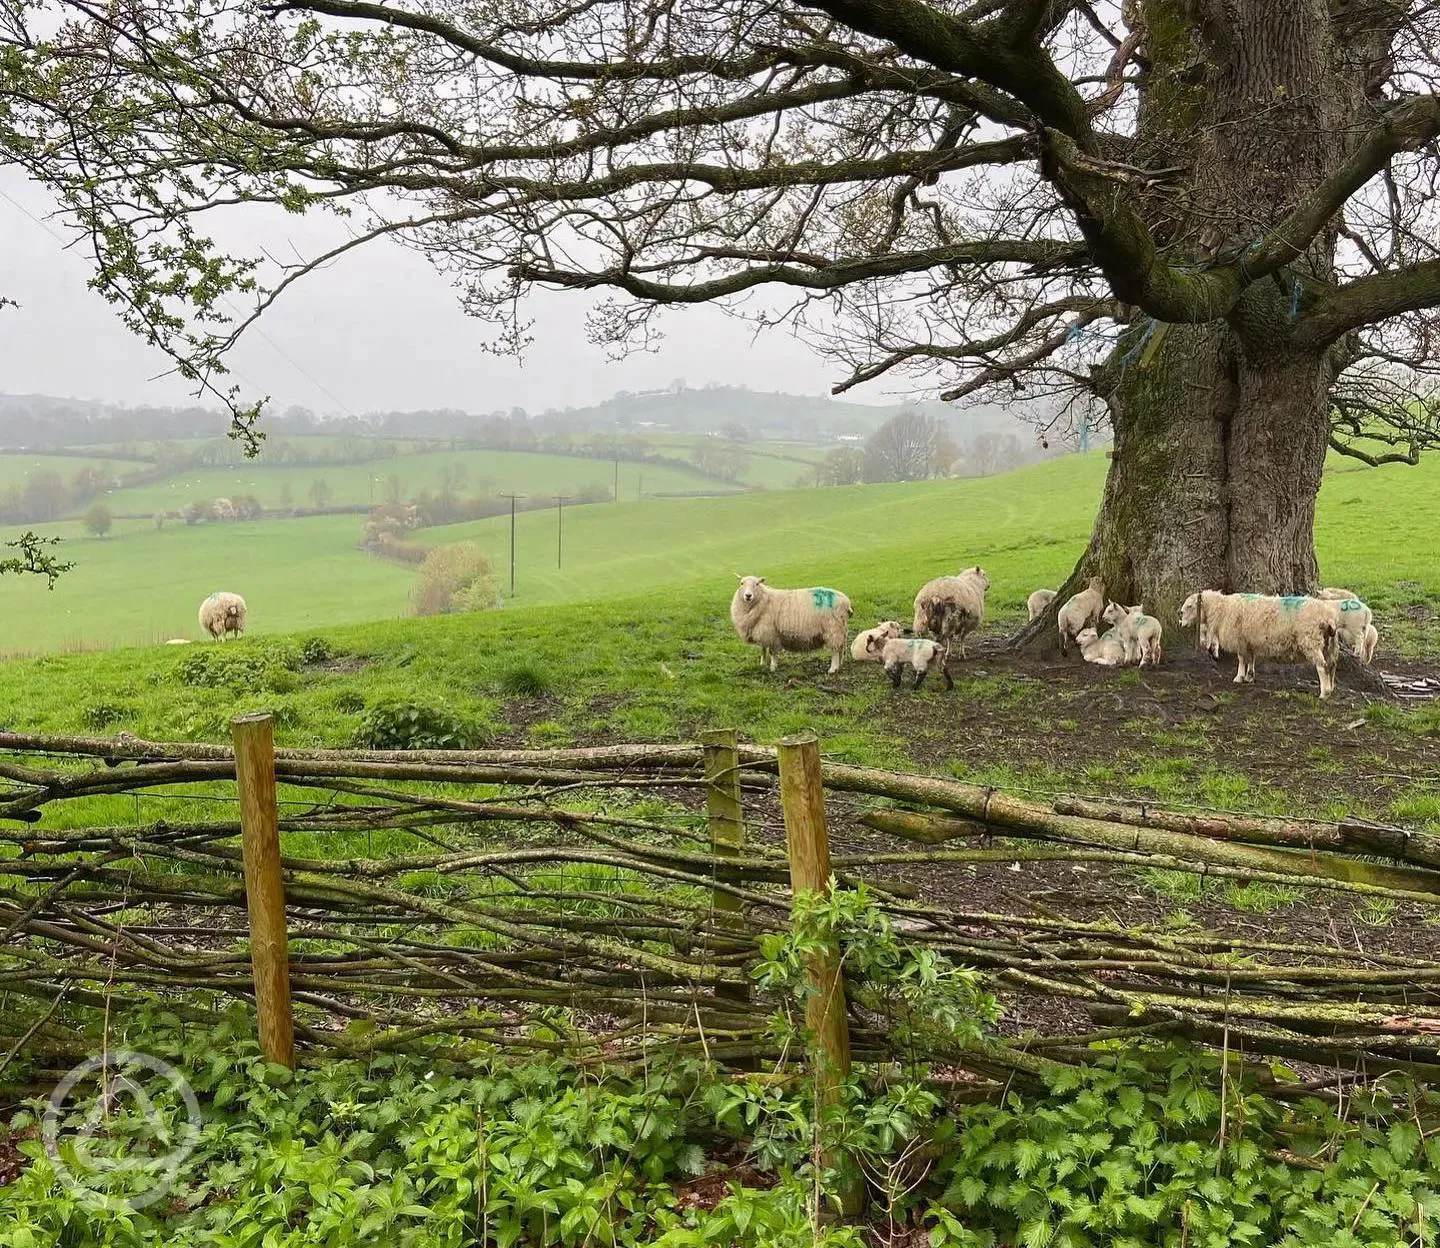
[232,712,295,1070]
[777,731,861,1216]
[701,729,749,1002]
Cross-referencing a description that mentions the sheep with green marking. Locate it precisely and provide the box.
[1075,626,1127,667]
[867,634,953,691]
[1179,591,1340,697]
[1318,589,1379,662]
[1102,601,1164,666]
[730,575,853,674]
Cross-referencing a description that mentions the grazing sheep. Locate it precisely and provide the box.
[1179,591,1340,697]
[912,566,990,662]
[1027,588,1056,621]
[869,634,953,691]
[1074,627,1127,667]
[198,591,247,641]
[1057,576,1105,655]
[1102,601,1164,667]
[730,575,853,674]
[851,620,904,664]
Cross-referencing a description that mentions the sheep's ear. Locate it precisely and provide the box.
[757,577,766,584]
[734,573,744,581]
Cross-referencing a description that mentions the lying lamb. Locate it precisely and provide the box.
[913,566,990,661]
[1102,601,1163,667]
[851,620,903,663]
[1180,591,1340,698]
[1026,588,1056,621]
[868,634,953,691]
[1058,576,1105,655]
[730,575,853,674]
[1074,627,1127,667]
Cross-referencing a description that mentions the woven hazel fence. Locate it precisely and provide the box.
[4,722,1440,1092]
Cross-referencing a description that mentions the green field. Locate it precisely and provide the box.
[0,453,140,489]
[78,447,735,515]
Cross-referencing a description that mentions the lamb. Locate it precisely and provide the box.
[198,592,247,641]
[1057,577,1105,655]
[868,635,953,691]
[1074,627,1127,667]
[851,620,903,664]
[730,575,853,674]
[1316,592,1379,662]
[912,566,990,661]
[1318,587,1358,602]
[1026,588,1056,621]
[1179,591,1340,697]
[1102,601,1164,667]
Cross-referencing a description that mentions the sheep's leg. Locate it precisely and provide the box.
[768,651,778,673]
[887,665,902,689]
[1058,624,1068,656]
[912,667,927,691]
[828,647,842,675]
[1233,655,1247,684]
[940,665,954,691]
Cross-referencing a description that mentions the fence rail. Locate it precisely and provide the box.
[4,724,1440,1090]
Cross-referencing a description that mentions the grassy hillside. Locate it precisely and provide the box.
[0,454,139,489]
[83,447,735,515]
[5,447,1436,659]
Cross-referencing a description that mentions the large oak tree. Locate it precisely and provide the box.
[5,0,1440,618]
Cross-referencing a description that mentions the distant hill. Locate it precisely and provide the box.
[0,385,1053,451]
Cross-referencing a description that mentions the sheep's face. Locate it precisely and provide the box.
[1102,601,1124,626]
[962,566,991,590]
[1075,628,1098,646]
[865,633,885,655]
[1178,593,1200,627]
[735,575,767,606]
[1086,576,1105,595]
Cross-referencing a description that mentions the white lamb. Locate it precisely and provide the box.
[912,566,990,661]
[1027,588,1056,621]
[869,634,953,691]
[851,620,903,663]
[1317,592,1378,663]
[1057,576,1105,655]
[1102,601,1163,667]
[730,575,853,674]
[198,591,247,641]
[1179,591,1340,697]
[1074,627,1127,667]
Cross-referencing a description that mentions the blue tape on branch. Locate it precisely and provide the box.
[1118,317,1158,372]
[1066,320,1083,343]
[1289,277,1302,320]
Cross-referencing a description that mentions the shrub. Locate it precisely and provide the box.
[175,641,299,689]
[83,702,128,730]
[81,503,113,538]
[413,542,500,616]
[352,700,487,750]
[333,689,366,713]
[299,636,334,665]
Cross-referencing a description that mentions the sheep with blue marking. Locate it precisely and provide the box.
[730,575,853,674]
[1102,601,1163,666]
[1318,589,1379,662]
[867,633,953,691]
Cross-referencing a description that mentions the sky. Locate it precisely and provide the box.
[0,168,876,418]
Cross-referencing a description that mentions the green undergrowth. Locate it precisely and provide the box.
[5,1003,1440,1248]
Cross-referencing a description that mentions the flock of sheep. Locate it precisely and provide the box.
[730,570,1380,698]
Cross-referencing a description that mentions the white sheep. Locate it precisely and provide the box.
[1074,627,1127,667]
[912,566,990,661]
[1057,576,1105,655]
[1317,592,1378,662]
[851,620,903,664]
[869,634,953,691]
[1179,591,1340,697]
[1102,601,1163,667]
[730,575,852,674]
[198,591,247,641]
[1027,588,1056,621]
[1318,587,1358,602]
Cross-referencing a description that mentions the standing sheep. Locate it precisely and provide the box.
[869,634,953,690]
[912,566,990,662]
[730,575,852,674]
[1102,602,1164,667]
[1057,577,1105,655]
[851,620,903,663]
[199,592,247,641]
[1318,592,1379,662]
[1026,588,1056,621]
[1179,591,1340,697]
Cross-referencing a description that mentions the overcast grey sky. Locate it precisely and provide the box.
[0,169,884,417]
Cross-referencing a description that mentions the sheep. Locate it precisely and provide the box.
[1057,576,1105,655]
[851,620,903,664]
[1074,627,1127,667]
[1027,588,1056,621]
[869,634,953,691]
[730,575,853,674]
[163,638,192,646]
[1179,591,1340,697]
[1314,591,1378,662]
[198,591,247,642]
[1102,601,1164,667]
[1318,587,1358,602]
[1362,622,1380,664]
[912,566,990,662]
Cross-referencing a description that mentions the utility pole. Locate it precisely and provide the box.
[553,494,570,569]
[500,493,524,596]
